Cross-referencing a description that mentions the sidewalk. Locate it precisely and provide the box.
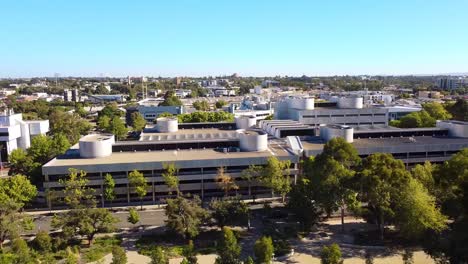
[25,197,283,216]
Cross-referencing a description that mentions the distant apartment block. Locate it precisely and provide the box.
[0,110,49,162]
[63,88,79,102]
[436,77,466,90]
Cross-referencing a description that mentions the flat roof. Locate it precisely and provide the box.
[43,142,295,173]
[138,128,239,142]
[302,136,468,153]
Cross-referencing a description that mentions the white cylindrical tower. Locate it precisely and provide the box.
[319,124,354,143]
[235,115,257,130]
[337,97,363,109]
[237,129,268,152]
[156,117,178,133]
[79,134,115,158]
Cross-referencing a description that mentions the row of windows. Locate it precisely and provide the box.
[303,113,386,118]
[358,150,460,160]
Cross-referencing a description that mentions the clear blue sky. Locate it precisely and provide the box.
[1,0,467,77]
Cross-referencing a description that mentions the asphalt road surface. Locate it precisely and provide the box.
[29,209,168,234]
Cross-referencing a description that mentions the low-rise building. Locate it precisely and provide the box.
[0,110,49,162]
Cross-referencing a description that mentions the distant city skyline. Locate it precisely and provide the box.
[1,0,467,78]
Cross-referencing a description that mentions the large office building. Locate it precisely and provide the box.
[275,96,389,127]
[42,108,468,208]
[125,98,185,123]
[43,116,298,207]
[0,110,49,162]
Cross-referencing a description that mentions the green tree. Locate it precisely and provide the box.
[111,246,127,264]
[215,100,227,109]
[162,163,180,196]
[49,110,91,144]
[182,240,198,264]
[11,238,34,264]
[28,134,53,163]
[258,157,291,203]
[64,246,79,264]
[209,198,249,228]
[359,153,422,240]
[320,243,343,264]
[215,227,242,264]
[8,148,38,177]
[52,208,118,245]
[395,178,447,239]
[422,102,452,120]
[109,117,128,140]
[193,100,210,111]
[215,167,238,197]
[160,91,182,106]
[59,169,96,209]
[104,173,116,207]
[287,178,320,231]
[150,246,169,264]
[165,196,208,239]
[399,112,423,128]
[98,115,111,131]
[127,207,140,225]
[0,175,36,250]
[445,99,468,121]
[32,230,52,252]
[130,112,146,132]
[305,138,361,232]
[411,161,435,194]
[433,149,468,218]
[51,133,71,157]
[128,170,147,210]
[241,165,261,197]
[98,103,124,119]
[253,236,274,264]
[244,256,254,264]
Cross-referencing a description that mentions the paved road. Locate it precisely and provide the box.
[29,209,168,234]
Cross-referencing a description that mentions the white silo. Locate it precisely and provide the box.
[156,117,178,133]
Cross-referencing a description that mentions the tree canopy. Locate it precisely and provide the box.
[165,196,208,239]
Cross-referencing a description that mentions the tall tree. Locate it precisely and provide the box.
[0,175,36,249]
[320,243,344,264]
[162,163,180,196]
[241,165,261,197]
[128,170,147,210]
[8,148,38,176]
[215,227,242,264]
[209,198,249,228]
[49,110,91,144]
[98,115,111,131]
[104,173,116,207]
[445,99,468,121]
[130,112,146,132]
[305,138,361,232]
[51,133,71,157]
[254,236,274,264]
[127,207,140,225]
[395,178,446,239]
[422,102,452,120]
[359,153,411,239]
[287,178,320,231]
[215,167,238,197]
[150,246,169,264]
[53,170,119,245]
[59,169,96,209]
[258,157,291,203]
[111,246,127,264]
[165,196,208,239]
[109,117,128,140]
[182,240,198,264]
